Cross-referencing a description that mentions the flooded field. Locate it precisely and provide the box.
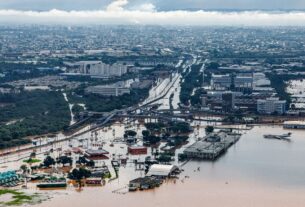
[3,124,303,207]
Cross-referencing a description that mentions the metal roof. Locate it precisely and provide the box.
[146,164,178,176]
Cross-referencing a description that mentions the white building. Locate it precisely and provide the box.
[283,121,305,129]
[234,75,253,92]
[85,81,131,96]
[66,61,127,78]
[257,97,286,114]
[86,85,130,97]
[211,74,232,90]
[253,73,271,87]
[146,164,179,177]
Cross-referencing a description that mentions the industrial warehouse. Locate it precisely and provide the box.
[184,131,241,160]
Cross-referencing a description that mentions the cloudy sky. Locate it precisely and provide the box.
[1,0,305,11]
[0,0,305,25]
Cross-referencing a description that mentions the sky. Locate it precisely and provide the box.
[0,0,305,25]
[1,0,305,11]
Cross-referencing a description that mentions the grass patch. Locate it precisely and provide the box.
[0,189,36,206]
[23,158,41,164]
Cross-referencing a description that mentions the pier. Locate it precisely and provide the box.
[184,132,241,160]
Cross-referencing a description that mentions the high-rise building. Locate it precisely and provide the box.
[257,97,286,115]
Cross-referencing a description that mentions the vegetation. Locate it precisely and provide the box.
[0,189,37,206]
[143,135,161,145]
[144,121,191,135]
[57,156,72,166]
[143,121,191,145]
[124,130,137,138]
[180,63,203,105]
[141,130,150,138]
[167,136,189,146]
[23,158,41,164]
[68,168,91,189]
[71,104,85,121]
[157,152,174,163]
[68,88,149,112]
[0,90,70,149]
[191,88,206,107]
[266,73,305,107]
[205,126,214,134]
[167,122,192,134]
[205,62,220,70]
[20,165,29,174]
[77,156,95,167]
[178,153,188,162]
[0,62,60,84]
[43,156,55,168]
[144,122,166,132]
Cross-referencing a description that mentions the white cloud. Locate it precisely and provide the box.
[106,0,128,12]
[133,3,156,12]
[0,0,305,26]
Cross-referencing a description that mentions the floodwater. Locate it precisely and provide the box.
[33,125,305,207]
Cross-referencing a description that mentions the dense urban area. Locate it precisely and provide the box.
[1,25,305,206]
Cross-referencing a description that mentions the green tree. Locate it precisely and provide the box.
[57,156,72,166]
[30,152,36,158]
[142,130,150,138]
[124,130,137,137]
[20,164,29,188]
[68,168,91,189]
[205,126,214,134]
[43,156,55,168]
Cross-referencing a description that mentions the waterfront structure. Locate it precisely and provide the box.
[257,97,286,115]
[129,176,162,191]
[36,177,67,188]
[283,121,305,129]
[146,164,179,177]
[184,132,240,160]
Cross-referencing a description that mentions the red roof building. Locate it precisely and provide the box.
[128,146,147,155]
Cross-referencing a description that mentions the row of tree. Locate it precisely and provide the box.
[180,64,204,106]
[0,90,70,149]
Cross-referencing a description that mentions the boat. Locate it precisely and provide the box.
[37,177,67,188]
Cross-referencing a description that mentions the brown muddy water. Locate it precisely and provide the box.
[33,125,305,207]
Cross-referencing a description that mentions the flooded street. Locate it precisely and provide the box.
[28,125,305,207]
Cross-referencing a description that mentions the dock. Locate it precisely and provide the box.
[183,132,240,160]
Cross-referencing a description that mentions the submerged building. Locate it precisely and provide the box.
[184,132,240,160]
